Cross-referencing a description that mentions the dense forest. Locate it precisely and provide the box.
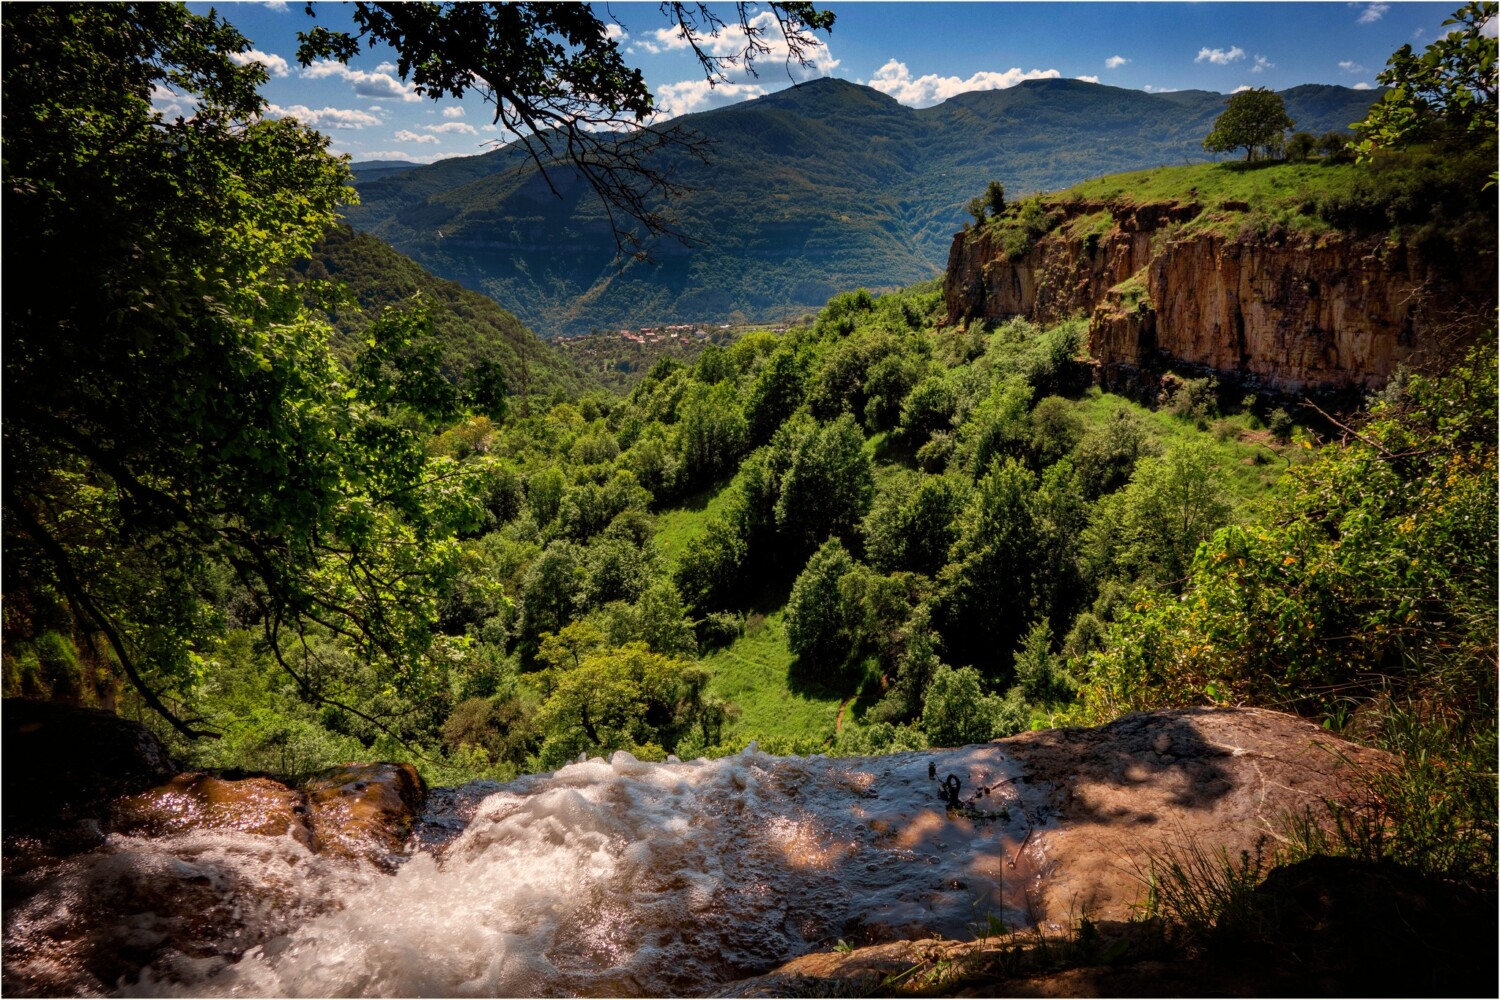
[3,0,1495,895]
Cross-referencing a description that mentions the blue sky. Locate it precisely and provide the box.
[180,2,1463,164]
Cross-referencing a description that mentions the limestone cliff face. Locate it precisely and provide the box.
[945,202,1494,393]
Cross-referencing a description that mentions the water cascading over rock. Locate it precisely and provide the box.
[2,706,1390,997]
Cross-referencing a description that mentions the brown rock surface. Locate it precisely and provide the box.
[720,855,1498,998]
[109,772,315,850]
[2,698,180,857]
[944,203,1493,393]
[303,762,426,867]
[982,707,1390,926]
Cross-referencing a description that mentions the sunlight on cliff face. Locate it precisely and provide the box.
[2,744,1044,997]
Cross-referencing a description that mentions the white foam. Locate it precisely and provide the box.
[10,748,1040,997]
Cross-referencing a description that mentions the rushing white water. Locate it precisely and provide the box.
[7,745,1049,998]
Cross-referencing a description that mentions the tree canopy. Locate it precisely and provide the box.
[1353,1,1497,160]
[1203,87,1296,160]
[1,1,833,739]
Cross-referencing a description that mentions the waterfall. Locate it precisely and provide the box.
[6,745,1037,997]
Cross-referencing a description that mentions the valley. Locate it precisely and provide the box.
[4,3,1495,997]
[343,79,1383,337]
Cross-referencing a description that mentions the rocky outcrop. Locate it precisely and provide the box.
[721,856,1499,998]
[111,772,316,850]
[0,706,1416,998]
[304,762,426,868]
[945,202,1494,394]
[2,697,180,855]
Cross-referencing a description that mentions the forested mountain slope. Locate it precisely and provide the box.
[296,225,594,403]
[343,79,1381,335]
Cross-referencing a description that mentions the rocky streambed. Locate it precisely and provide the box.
[3,702,1472,997]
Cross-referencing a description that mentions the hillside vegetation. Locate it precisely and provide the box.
[7,0,1492,899]
[343,80,1382,335]
[295,224,593,404]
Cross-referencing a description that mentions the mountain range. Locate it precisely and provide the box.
[343,78,1382,336]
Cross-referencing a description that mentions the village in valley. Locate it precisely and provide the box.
[551,318,804,392]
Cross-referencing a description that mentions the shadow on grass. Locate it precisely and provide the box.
[786,651,874,704]
[1217,159,1288,173]
[664,474,734,513]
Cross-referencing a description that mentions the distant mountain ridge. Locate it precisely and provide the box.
[344,79,1382,336]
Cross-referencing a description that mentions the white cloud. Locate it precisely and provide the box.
[267,103,382,129]
[260,1,289,10]
[441,106,466,119]
[302,60,420,102]
[375,61,398,74]
[1356,3,1390,24]
[150,83,188,120]
[603,23,626,42]
[1142,84,1180,94]
[394,129,440,144]
[1196,46,1246,65]
[1232,84,1254,93]
[1353,82,1375,90]
[229,49,290,77]
[424,121,478,135]
[1105,55,1129,69]
[1482,14,1499,38]
[481,123,500,132]
[636,11,838,82]
[1338,60,1365,73]
[356,149,468,164]
[868,59,1060,107]
[1252,55,1274,73]
[1076,75,1100,84]
[655,79,766,117]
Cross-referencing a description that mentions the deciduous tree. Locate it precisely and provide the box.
[1353,1,1497,160]
[1203,87,1296,160]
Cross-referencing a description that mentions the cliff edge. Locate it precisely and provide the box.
[944,164,1495,395]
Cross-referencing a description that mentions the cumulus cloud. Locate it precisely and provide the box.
[1196,46,1246,65]
[1076,75,1101,84]
[655,79,766,117]
[1232,84,1254,93]
[302,60,420,101]
[150,83,188,120]
[1252,55,1274,73]
[1353,82,1375,90]
[229,49,290,77]
[260,1,289,10]
[1338,59,1365,73]
[357,149,468,164]
[375,61,398,73]
[394,129,440,144]
[1356,3,1390,24]
[868,59,1060,107]
[1105,55,1129,69]
[266,103,382,129]
[425,121,478,135]
[634,11,838,82]
[442,106,466,119]
[1142,84,1180,94]
[603,23,626,41]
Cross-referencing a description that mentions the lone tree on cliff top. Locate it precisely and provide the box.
[1203,87,1296,161]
